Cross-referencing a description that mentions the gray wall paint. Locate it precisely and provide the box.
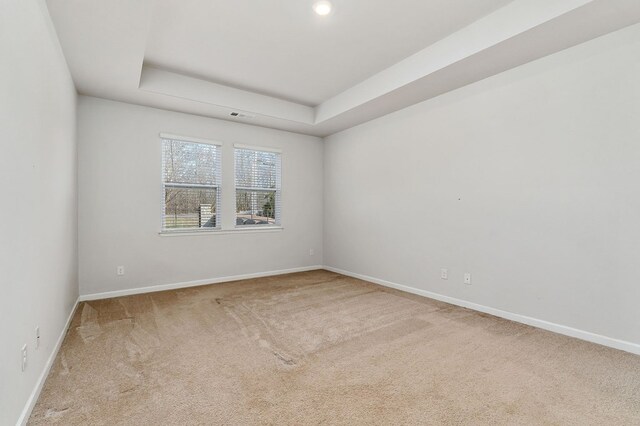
[78,96,323,296]
[0,0,78,423]
[324,24,640,346]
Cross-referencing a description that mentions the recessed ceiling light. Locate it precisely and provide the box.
[313,1,332,16]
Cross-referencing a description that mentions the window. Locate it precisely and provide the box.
[235,146,281,227]
[159,137,283,234]
[161,137,221,232]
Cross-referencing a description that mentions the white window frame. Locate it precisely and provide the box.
[160,133,222,234]
[234,144,282,229]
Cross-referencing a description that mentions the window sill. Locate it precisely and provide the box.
[158,227,283,237]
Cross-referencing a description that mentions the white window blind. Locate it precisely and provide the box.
[235,147,281,226]
[162,138,221,231]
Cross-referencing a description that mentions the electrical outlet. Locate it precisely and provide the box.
[35,326,40,349]
[464,273,472,285]
[21,345,27,372]
[309,249,315,256]
[117,265,125,276]
[440,268,448,280]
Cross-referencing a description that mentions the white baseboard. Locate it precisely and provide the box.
[79,265,324,302]
[17,297,80,426]
[323,266,640,356]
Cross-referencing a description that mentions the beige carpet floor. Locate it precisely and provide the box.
[30,270,640,425]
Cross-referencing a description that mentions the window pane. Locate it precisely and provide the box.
[161,138,221,232]
[234,147,281,226]
[236,190,277,226]
[164,186,218,229]
[163,139,220,185]
[235,148,278,189]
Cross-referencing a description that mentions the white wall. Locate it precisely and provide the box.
[78,96,323,296]
[324,24,640,347]
[0,0,78,424]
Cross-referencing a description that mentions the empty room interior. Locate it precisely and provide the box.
[2,0,640,424]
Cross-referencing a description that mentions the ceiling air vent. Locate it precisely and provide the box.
[230,112,255,119]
